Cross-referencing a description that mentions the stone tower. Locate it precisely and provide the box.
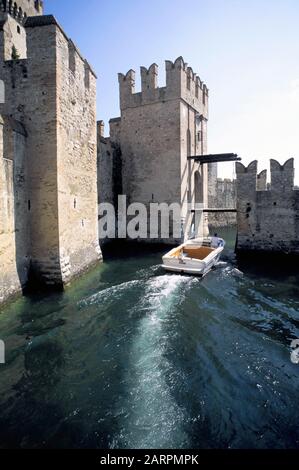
[0,0,43,60]
[0,4,101,304]
[99,57,210,243]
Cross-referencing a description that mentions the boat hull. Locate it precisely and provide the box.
[162,238,224,277]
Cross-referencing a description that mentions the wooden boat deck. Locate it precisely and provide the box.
[170,246,215,261]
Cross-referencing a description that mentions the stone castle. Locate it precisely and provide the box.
[2,1,293,307]
[0,1,218,306]
[98,58,212,243]
[0,1,101,305]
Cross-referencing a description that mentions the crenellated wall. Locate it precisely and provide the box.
[0,0,43,61]
[0,0,43,23]
[118,56,209,117]
[236,158,299,255]
[100,57,210,243]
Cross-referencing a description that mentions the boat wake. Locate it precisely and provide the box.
[111,274,194,449]
[78,279,141,308]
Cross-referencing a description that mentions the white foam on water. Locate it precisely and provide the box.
[113,274,194,448]
[216,261,228,268]
[79,279,141,307]
[219,265,244,279]
[135,264,161,279]
[139,274,192,325]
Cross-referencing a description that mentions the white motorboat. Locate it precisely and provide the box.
[162,237,225,277]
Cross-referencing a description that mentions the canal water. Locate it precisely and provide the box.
[0,227,299,449]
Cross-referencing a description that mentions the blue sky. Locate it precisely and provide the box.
[46,0,299,182]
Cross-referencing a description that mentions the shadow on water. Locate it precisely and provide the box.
[101,239,174,261]
[237,252,299,281]
[215,224,299,283]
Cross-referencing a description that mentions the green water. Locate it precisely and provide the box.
[0,227,299,449]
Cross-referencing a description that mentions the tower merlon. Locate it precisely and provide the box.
[118,69,135,88]
[140,63,158,93]
[118,69,139,109]
[270,158,294,191]
[257,169,267,191]
[235,161,258,195]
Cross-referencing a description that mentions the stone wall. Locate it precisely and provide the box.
[209,178,237,227]
[0,15,27,60]
[0,0,43,21]
[55,22,101,282]
[97,120,123,244]
[0,115,28,304]
[0,13,101,305]
[236,158,299,254]
[98,57,210,244]
[208,161,217,200]
[0,0,43,60]
[0,21,62,286]
[97,121,114,208]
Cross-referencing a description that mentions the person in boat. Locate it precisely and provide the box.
[211,233,223,248]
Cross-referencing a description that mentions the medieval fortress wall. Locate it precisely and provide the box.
[98,57,211,243]
[0,9,101,305]
[236,158,299,254]
[0,1,43,60]
[0,115,28,302]
[208,178,237,227]
[1,1,43,19]
[0,1,296,307]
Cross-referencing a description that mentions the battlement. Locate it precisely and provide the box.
[165,56,208,101]
[0,1,44,61]
[140,63,158,94]
[235,160,258,195]
[118,56,209,114]
[236,158,295,193]
[0,0,43,24]
[25,15,96,78]
[236,158,298,255]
